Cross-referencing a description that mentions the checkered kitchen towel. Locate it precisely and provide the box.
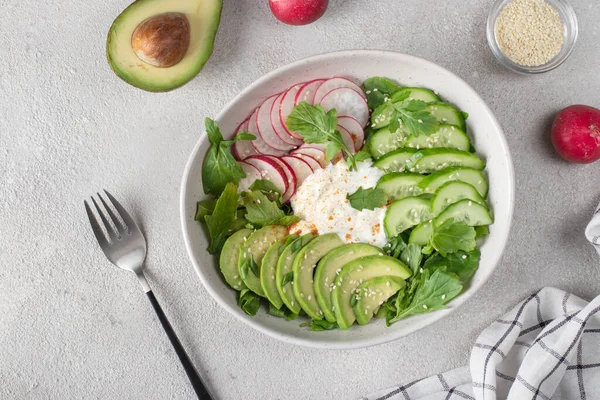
[363,204,600,400]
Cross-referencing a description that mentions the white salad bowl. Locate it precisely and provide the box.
[180,50,514,349]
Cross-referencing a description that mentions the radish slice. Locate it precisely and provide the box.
[293,147,328,168]
[300,142,344,163]
[263,156,297,203]
[281,155,314,186]
[256,95,296,151]
[238,162,262,192]
[313,77,366,105]
[320,87,370,128]
[295,79,326,106]
[280,84,304,139]
[244,155,288,195]
[248,109,287,156]
[291,152,323,171]
[338,116,365,151]
[232,119,259,160]
[271,93,303,146]
[337,125,357,155]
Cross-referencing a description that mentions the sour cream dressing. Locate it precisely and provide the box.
[290,160,388,247]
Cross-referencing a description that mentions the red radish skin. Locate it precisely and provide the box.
[269,0,328,26]
[551,105,600,164]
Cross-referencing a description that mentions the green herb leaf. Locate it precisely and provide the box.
[286,103,358,170]
[375,98,439,138]
[194,199,217,222]
[242,190,298,227]
[279,236,297,255]
[385,235,408,258]
[362,77,403,110]
[202,118,249,195]
[350,294,358,308]
[354,149,372,162]
[326,141,342,161]
[431,220,477,257]
[282,271,294,286]
[475,225,490,238]
[400,243,423,275]
[291,238,304,253]
[238,289,261,316]
[423,249,481,282]
[347,187,387,211]
[300,319,338,331]
[204,183,239,254]
[387,269,462,324]
[248,254,259,277]
[249,179,282,196]
[268,304,298,320]
[240,260,249,280]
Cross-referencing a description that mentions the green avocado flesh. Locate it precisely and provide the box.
[106,0,222,92]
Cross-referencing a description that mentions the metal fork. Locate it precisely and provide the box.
[84,190,213,399]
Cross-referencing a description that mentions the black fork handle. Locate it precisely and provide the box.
[146,291,213,399]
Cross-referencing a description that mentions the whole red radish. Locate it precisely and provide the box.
[551,105,600,164]
[269,0,328,25]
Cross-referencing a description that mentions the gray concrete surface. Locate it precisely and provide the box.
[2,0,600,399]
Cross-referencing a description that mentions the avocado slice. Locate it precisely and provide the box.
[332,255,411,329]
[239,226,288,297]
[314,243,383,323]
[293,233,344,320]
[353,276,405,325]
[260,234,298,309]
[106,0,222,92]
[276,233,316,314]
[219,228,252,291]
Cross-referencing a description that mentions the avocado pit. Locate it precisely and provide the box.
[131,12,190,68]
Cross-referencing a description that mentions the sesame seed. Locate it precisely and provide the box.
[442,294,446,300]
[308,295,311,300]
[423,305,428,309]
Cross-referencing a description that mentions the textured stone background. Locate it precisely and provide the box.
[2,0,600,399]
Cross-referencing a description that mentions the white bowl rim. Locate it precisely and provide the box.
[180,49,515,349]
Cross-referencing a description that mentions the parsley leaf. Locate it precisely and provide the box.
[374,96,439,138]
[194,199,217,221]
[202,118,255,195]
[354,149,372,162]
[400,243,423,275]
[204,183,239,254]
[347,187,388,211]
[300,319,338,331]
[431,220,477,256]
[387,269,462,324]
[384,235,408,259]
[423,249,481,282]
[362,77,403,110]
[238,289,262,316]
[242,190,299,228]
[286,103,358,170]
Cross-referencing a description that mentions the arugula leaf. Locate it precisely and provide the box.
[281,271,294,286]
[268,304,299,320]
[384,235,408,258]
[387,269,462,324]
[374,96,439,138]
[194,199,217,221]
[204,183,239,254]
[423,249,481,282]
[300,319,338,331]
[286,103,358,170]
[431,220,477,256]
[242,190,299,228]
[249,179,282,202]
[362,77,403,110]
[238,289,261,316]
[202,118,255,195]
[347,187,388,211]
[400,243,423,275]
[354,149,372,162]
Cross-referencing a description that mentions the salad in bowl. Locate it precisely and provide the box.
[180,51,513,348]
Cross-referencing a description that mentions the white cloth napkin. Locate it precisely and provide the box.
[363,205,600,400]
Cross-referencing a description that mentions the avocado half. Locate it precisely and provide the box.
[106,0,222,92]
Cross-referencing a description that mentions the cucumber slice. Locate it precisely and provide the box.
[426,103,466,131]
[408,221,433,246]
[314,243,382,323]
[220,229,253,291]
[431,181,487,215]
[407,149,485,174]
[276,233,316,314]
[384,197,432,237]
[372,148,417,172]
[405,124,470,152]
[435,199,493,227]
[376,173,424,200]
[419,167,488,197]
[260,234,298,309]
[368,127,409,159]
[239,226,289,297]
[391,87,440,103]
[353,276,405,325]
[370,105,394,129]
